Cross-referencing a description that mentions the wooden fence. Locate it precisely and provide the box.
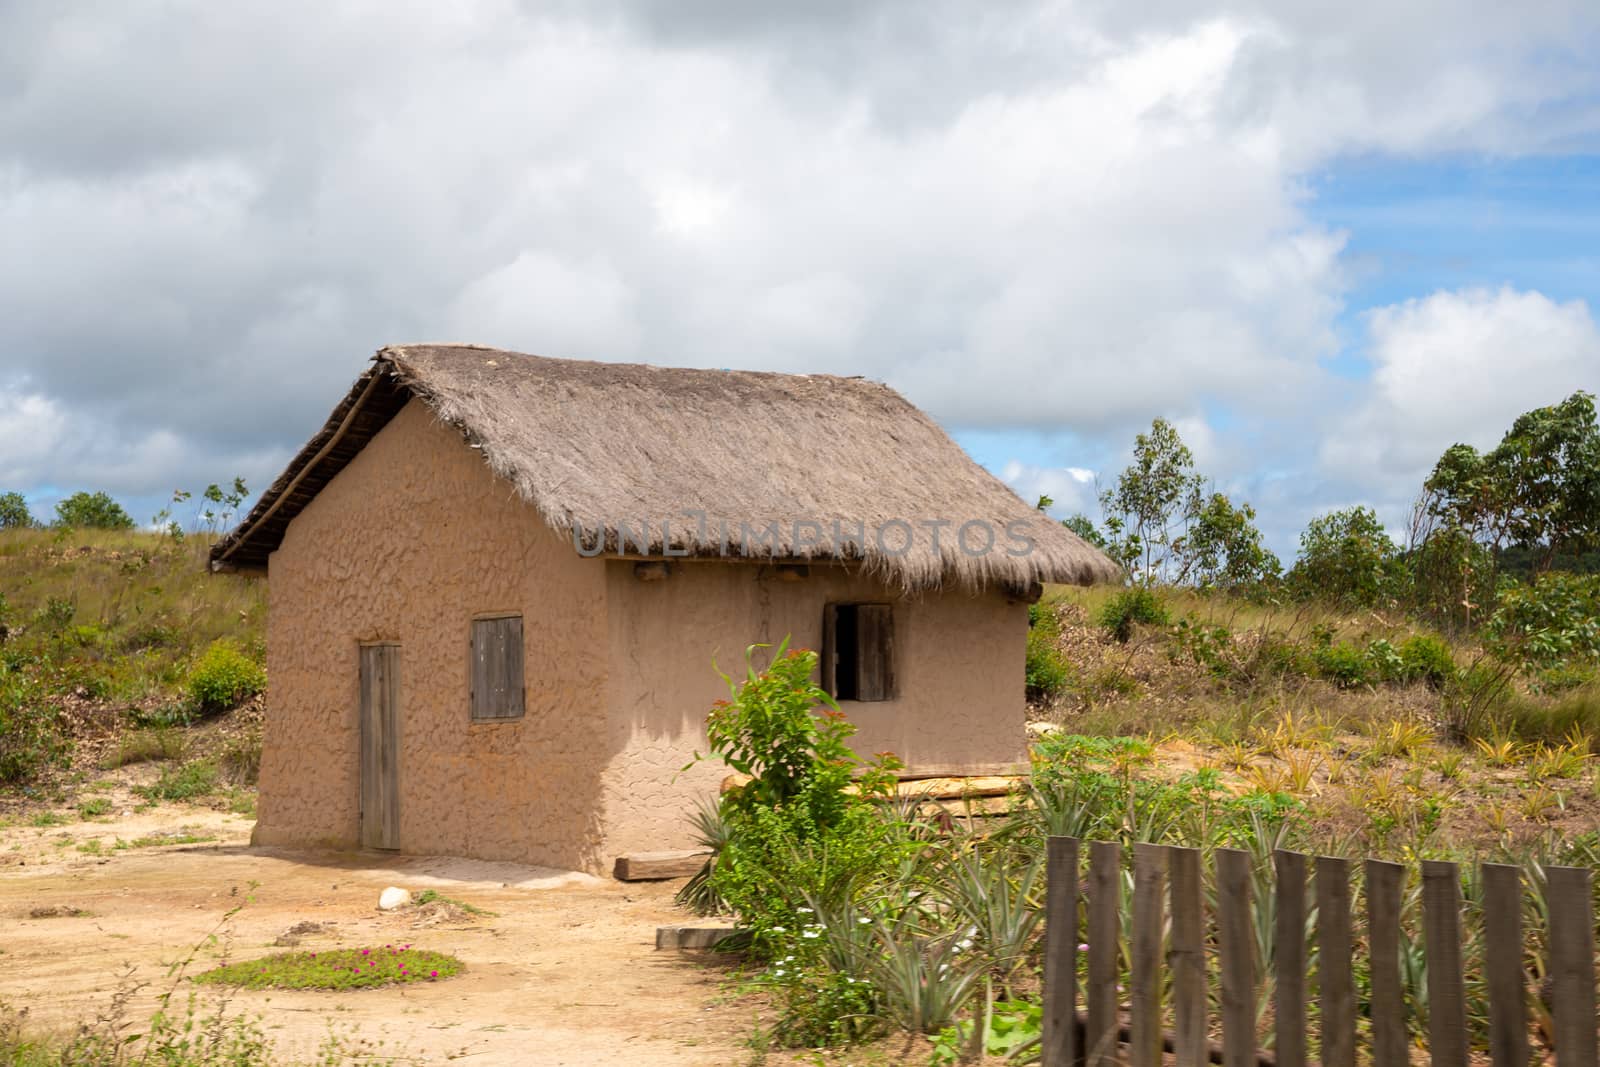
[1040,838,1599,1067]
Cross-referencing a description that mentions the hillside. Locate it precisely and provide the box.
[0,528,264,816]
[1030,583,1600,857]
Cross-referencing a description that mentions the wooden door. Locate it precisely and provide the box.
[359,643,400,850]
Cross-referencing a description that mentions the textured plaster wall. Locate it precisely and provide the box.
[598,562,1028,861]
[258,399,611,871]
[260,398,1027,873]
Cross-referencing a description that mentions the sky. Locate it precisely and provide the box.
[2,0,1599,558]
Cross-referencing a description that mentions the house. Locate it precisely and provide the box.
[210,344,1118,874]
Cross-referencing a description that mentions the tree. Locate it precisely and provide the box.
[1176,492,1281,591]
[1099,418,1204,584]
[54,491,135,530]
[1483,391,1600,569]
[0,492,31,530]
[1061,513,1106,548]
[1287,506,1403,607]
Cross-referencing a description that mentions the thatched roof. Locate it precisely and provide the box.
[210,344,1120,590]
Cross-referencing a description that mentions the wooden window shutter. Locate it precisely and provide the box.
[855,604,893,701]
[470,616,525,721]
[821,604,839,698]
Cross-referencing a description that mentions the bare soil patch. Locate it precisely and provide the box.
[0,810,766,1066]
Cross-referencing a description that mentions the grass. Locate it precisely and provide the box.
[413,889,497,917]
[134,759,219,802]
[101,727,188,769]
[28,811,67,828]
[76,797,111,818]
[123,831,217,849]
[193,945,464,990]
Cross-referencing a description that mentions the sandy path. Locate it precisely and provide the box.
[0,815,760,1066]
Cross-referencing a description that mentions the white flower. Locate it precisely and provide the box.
[802,930,821,939]
[797,907,814,914]
[771,926,786,934]
[774,969,786,977]
[857,917,871,925]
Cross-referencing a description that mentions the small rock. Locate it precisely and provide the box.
[1026,721,1063,739]
[378,886,411,911]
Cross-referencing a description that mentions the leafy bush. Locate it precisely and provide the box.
[1313,642,1374,689]
[1399,635,1457,689]
[699,641,904,953]
[187,639,266,714]
[1483,571,1600,673]
[53,490,135,530]
[1024,604,1073,701]
[1096,587,1169,643]
[0,668,69,783]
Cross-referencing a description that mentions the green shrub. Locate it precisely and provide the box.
[1365,639,1405,683]
[1484,572,1600,673]
[1399,635,1457,689]
[1024,606,1073,701]
[1314,643,1373,689]
[1247,634,1314,679]
[187,640,266,714]
[0,671,69,783]
[1096,587,1169,643]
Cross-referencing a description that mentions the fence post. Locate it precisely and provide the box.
[1365,859,1408,1067]
[1422,860,1468,1067]
[1274,850,1308,1067]
[1087,840,1121,1067]
[1480,863,1529,1067]
[1317,856,1355,1067]
[1169,846,1207,1067]
[1131,843,1167,1067]
[1216,848,1255,1067]
[1546,865,1598,1067]
[1043,837,1080,1067]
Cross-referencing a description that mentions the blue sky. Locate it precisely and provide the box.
[2,2,1599,560]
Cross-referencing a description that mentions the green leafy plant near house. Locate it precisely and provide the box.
[187,639,266,715]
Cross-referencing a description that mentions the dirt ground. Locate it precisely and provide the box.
[0,803,774,1066]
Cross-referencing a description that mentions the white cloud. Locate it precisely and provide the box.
[1324,286,1600,498]
[0,0,1596,513]
[999,461,1099,519]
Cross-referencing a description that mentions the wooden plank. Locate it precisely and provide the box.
[654,925,739,950]
[1546,865,1597,1067]
[359,645,380,850]
[1087,840,1121,1067]
[1169,846,1207,1067]
[1364,859,1407,1067]
[358,643,401,851]
[1481,863,1529,1067]
[1421,860,1467,1067]
[1042,836,1080,1067]
[502,615,524,717]
[612,850,712,881]
[856,604,893,701]
[378,644,400,850]
[1316,856,1354,1067]
[1216,848,1255,1067]
[1273,851,1307,1067]
[1130,844,1167,1067]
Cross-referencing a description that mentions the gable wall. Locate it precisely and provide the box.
[257,398,611,870]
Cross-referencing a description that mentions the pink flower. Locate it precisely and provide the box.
[429,970,438,978]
